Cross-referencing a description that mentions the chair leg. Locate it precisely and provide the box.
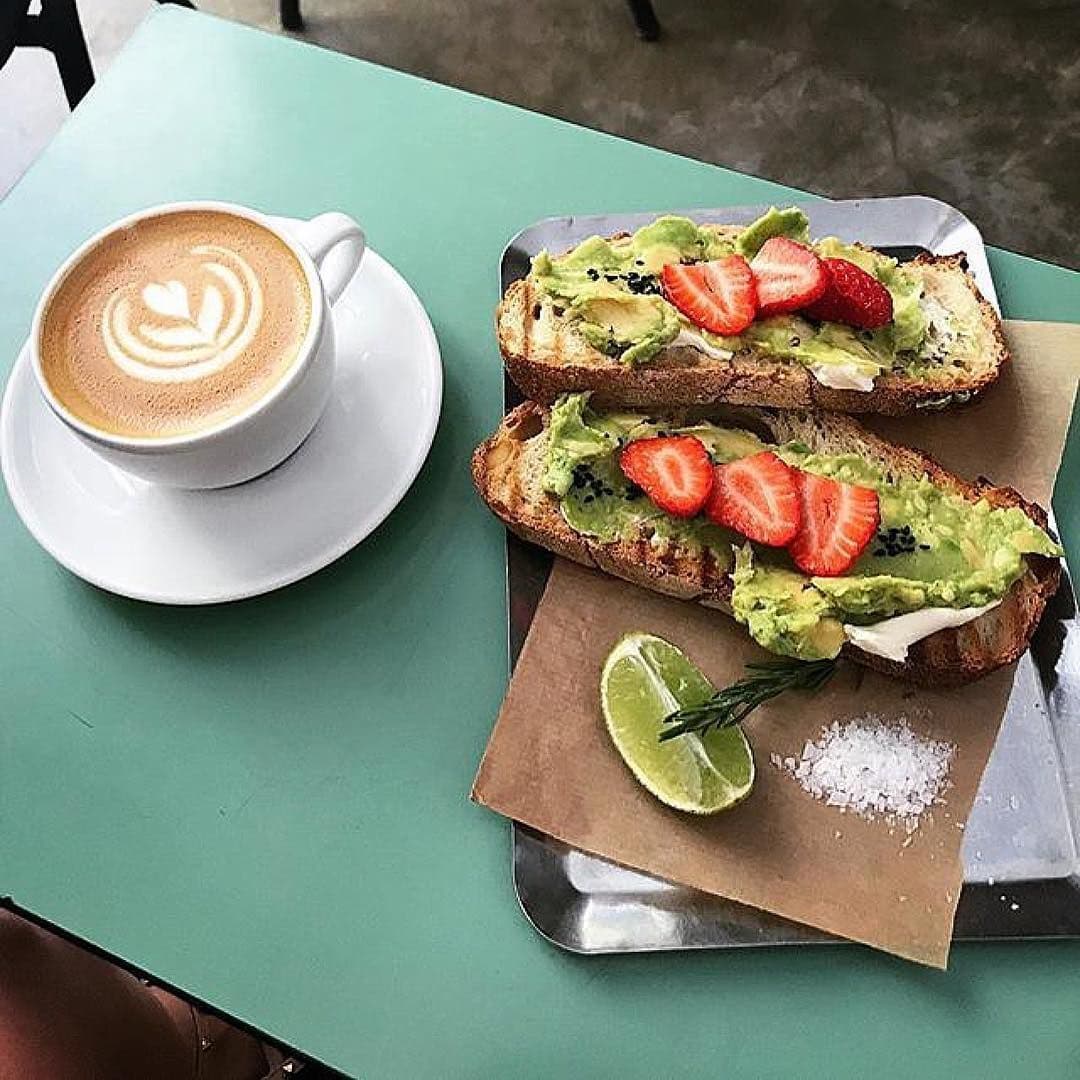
[39,0,95,108]
[280,0,304,31]
[626,0,660,40]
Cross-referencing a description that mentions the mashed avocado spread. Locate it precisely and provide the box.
[530,207,959,386]
[543,394,1061,660]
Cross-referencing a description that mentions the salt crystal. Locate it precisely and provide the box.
[773,713,954,828]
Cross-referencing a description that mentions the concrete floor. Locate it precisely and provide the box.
[2,0,1077,268]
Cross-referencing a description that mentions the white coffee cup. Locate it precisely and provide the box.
[30,200,365,489]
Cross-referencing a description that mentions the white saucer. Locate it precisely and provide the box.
[0,249,442,604]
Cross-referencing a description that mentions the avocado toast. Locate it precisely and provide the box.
[497,207,1007,416]
[472,395,1061,686]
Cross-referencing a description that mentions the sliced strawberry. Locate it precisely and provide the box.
[660,256,757,336]
[705,451,801,546]
[788,471,880,577]
[803,258,894,330]
[749,237,828,317]
[619,436,714,519]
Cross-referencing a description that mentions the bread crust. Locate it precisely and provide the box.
[497,254,1008,416]
[472,402,1059,687]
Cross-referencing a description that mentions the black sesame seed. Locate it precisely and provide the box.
[583,494,594,503]
[920,543,931,550]
[635,259,644,266]
[873,548,886,557]
[626,273,661,296]
[789,336,801,348]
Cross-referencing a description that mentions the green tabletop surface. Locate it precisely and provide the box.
[2,9,1079,1078]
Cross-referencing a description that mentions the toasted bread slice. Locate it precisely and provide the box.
[472,402,1059,686]
[497,252,1007,416]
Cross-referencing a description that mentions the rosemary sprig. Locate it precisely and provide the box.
[659,658,837,741]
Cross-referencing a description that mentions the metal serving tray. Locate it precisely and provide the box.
[501,197,1080,953]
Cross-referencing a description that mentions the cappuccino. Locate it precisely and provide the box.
[40,209,312,438]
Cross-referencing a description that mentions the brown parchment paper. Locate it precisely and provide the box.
[472,321,1080,968]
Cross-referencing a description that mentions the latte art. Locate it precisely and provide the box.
[102,245,264,383]
[40,210,312,438]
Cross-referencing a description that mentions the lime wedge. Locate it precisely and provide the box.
[601,632,755,814]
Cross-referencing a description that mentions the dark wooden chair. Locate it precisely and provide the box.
[1,0,95,109]
[627,0,661,40]
[263,0,660,38]
[0,0,660,113]
[0,0,201,110]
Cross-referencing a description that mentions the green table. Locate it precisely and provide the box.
[1,9,1078,1078]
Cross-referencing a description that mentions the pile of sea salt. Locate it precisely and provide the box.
[771,714,955,831]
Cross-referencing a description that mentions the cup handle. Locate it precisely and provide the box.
[286,212,366,305]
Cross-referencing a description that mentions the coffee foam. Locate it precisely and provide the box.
[40,210,312,438]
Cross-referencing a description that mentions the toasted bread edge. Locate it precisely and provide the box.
[496,254,1009,416]
[471,401,1060,687]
